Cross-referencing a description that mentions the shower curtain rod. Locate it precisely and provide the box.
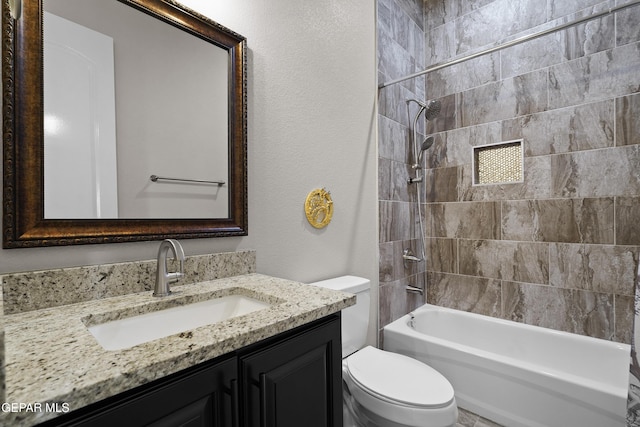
[378,0,640,89]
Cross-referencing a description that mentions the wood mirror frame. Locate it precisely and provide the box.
[2,0,248,248]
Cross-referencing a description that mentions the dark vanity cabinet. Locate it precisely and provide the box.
[46,357,239,427]
[239,314,342,427]
[40,314,342,427]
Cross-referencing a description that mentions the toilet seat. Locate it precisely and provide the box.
[343,346,457,427]
[345,346,455,408]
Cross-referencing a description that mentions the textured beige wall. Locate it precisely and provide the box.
[0,0,379,314]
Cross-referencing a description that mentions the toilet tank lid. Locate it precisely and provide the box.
[309,275,370,294]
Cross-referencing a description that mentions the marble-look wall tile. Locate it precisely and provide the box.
[392,161,419,202]
[455,0,546,55]
[380,200,422,243]
[380,239,424,283]
[380,201,410,242]
[461,156,552,201]
[501,198,614,244]
[424,0,495,28]
[395,0,425,31]
[459,240,549,284]
[1,250,257,314]
[405,0,639,351]
[616,196,640,245]
[379,274,425,326]
[459,70,548,127]
[425,20,457,66]
[547,0,609,21]
[616,2,640,46]
[426,121,503,170]
[379,157,393,201]
[616,92,640,146]
[426,201,501,239]
[503,281,614,339]
[549,243,639,295]
[377,0,426,333]
[378,30,417,91]
[426,238,458,274]
[502,100,614,157]
[378,115,410,163]
[378,70,424,126]
[455,0,498,18]
[423,0,457,28]
[427,272,501,316]
[424,165,461,203]
[379,241,396,283]
[548,41,640,109]
[614,294,634,344]
[501,13,614,78]
[425,52,499,98]
[379,0,426,87]
[382,0,426,65]
[551,145,640,198]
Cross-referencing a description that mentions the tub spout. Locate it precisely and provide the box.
[408,312,416,328]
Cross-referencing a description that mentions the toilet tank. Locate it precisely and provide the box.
[309,276,370,357]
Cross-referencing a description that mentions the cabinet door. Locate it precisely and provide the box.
[240,315,342,427]
[46,357,238,427]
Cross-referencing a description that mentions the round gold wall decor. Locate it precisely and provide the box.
[305,188,334,229]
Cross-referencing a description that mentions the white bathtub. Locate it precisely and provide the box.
[383,304,630,427]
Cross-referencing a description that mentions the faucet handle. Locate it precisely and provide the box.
[166,271,184,284]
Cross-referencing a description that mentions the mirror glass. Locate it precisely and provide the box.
[2,0,248,247]
[44,0,229,219]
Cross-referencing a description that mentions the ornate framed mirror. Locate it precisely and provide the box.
[2,0,247,248]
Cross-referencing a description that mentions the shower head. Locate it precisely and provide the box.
[413,136,435,169]
[406,98,442,121]
[423,100,441,121]
[421,136,435,151]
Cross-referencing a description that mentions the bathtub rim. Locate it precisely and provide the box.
[383,304,630,404]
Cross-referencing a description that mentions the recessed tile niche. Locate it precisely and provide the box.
[473,140,524,185]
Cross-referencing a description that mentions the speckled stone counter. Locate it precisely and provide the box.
[3,273,355,426]
[2,250,257,314]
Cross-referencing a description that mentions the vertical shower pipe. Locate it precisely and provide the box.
[404,103,426,295]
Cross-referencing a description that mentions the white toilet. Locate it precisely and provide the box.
[311,276,458,427]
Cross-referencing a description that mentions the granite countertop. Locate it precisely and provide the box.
[3,273,355,426]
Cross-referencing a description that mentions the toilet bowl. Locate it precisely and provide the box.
[343,346,457,427]
[310,276,458,427]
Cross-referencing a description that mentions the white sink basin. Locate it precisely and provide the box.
[87,295,271,351]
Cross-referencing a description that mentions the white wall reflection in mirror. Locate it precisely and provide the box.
[44,11,119,219]
[43,0,229,219]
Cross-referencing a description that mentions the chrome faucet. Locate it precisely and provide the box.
[153,239,185,297]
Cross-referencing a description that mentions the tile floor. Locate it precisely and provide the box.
[457,407,503,427]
